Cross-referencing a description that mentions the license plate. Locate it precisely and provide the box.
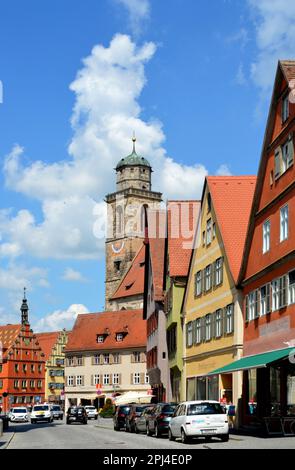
[70,417,76,420]
[201,429,216,434]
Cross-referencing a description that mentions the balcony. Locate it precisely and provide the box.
[49,383,64,390]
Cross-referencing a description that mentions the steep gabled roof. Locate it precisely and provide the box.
[149,236,165,301]
[65,309,146,352]
[111,243,145,300]
[36,331,60,362]
[239,60,295,283]
[0,324,21,359]
[207,176,257,284]
[167,200,200,277]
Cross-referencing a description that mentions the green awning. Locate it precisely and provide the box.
[208,347,295,375]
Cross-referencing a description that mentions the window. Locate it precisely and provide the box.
[30,380,35,388]
[94,375,100,385]
[272,279,280,311]
[76,356,83,366]
[282,141,289,173]
[260,284,271,315]
[38,365,42,373]
[282,94,289,123]
[15,364,19,373]
[14,380,19,389]
[280,205,289,242]
[145,374,149,384]
[206,219,212,245]
[225,304,234,334]
[94,354,100,365]
[289,270,295,305]
[205,314,212,341]
[68,356,74,366]
[76,375,83,386]
[207,193,212,212]
[31,364,35,373]
[247,291,256,321]
[195,271,202,297]
[21,380,27,389]
[97,335,104,343]
[114,260,121,272]
[113,353,120,364]
[103,374,110,385]
[195,319,201,344]
[202,231,206,246]
[37,380,42,389]
[263,220,271,253]
[67,376,74,386]
[205,265,212,291]
[133,373,140,385]
[279,276,287,308]
[215,310,222,338]
[103,354,110,364]
[0,380,2,389]
[212,223,216,239]
[23,364,27,373]
[187,322,193,347]
[167,326,177,355]
[116,333,124,342]
[133,352,141,363]
[215,258,223,286]
[113,374,119,385]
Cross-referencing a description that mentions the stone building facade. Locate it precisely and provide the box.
[105,138,162,310]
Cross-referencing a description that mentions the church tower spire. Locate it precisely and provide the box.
[21,287,29,325]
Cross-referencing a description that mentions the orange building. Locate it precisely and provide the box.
[0,291,45,412]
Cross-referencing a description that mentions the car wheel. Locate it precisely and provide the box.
[155,425,161,438]
[220,434,229,442]
[181,428,189,444]
[146,423,152,437]
[114,425,119,431]
[66,420,71,425]
[168,428,175,441]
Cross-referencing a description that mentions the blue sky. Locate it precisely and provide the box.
[0,0,294,331]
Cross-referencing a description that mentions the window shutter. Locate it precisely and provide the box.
[231,305,235,333]
[192,320,196,344]
[140,373,145,385]
[220,258,224,284]
[245,296,249,322]
[274,148,281,178]
[73,376,76,387]
[109,354,114,365]
[288,133,294,166]
[100,374,103,385]
[212,262,216,288]
[91,375,93,386]
[99,354,104,365]
[81,376,85,386]
[65,375,68,386]
[212,312,216,339]
[194,273,198,297]
[130,373,133,384]
[131,353,135,363]
[140,352,146,363]
[266,284,271,313]
[118,373,122,385]
[201,317,206,342]
[222,308,226,335]
[280,275,287,307]
[202,270,206,293]
[109,374,113,386]
[210,265,213,290]
[186,324,189,347]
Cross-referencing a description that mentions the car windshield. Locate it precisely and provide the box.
[13,409,27,413]
[52,406,61,411]
[119,406,130,414]
[161,405,177,413]
[187,403,224,416]
[33,406,49,411]
[85,406,95,410]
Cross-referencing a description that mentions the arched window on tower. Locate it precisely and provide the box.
[140,204,148,236]
[116,206,124,236]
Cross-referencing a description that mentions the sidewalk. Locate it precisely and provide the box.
[0,431,15,450]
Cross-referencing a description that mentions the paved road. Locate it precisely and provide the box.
[5,418,295,449]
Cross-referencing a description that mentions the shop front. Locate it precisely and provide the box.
[209,347,295,435]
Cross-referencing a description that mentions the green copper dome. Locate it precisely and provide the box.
[116,138,151,170]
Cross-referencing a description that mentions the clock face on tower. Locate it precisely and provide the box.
[111,241,125,254]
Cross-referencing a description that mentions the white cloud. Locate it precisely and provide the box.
[1,34,226,263]
[0,263,48,292]
[235,63,247,86]
[248,0,295,96]
[216,164,232,176]
[115,0,150,35]
[62,268,88,282]
[34,304,89,332]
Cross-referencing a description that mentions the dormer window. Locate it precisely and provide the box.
[116,333,124,342]
[282,94,289,123]
[97,335,105,343]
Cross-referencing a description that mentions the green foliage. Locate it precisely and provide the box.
[99,399,115,418]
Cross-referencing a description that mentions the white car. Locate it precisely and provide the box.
[168,400,229,443]
[84,406,98,420]
[31,404,53,424]
[9,407,29,423]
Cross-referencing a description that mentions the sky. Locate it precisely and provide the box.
[0,0,294,331]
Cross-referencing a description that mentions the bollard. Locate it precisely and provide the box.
[0,419,3,437]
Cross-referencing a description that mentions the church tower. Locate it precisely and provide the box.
[105,138,162,310]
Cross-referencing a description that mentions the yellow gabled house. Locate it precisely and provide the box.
[182,176,256,417]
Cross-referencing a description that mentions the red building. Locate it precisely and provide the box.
[0,291,45,412]
[237,61,295,430]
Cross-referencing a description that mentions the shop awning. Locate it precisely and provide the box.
[208,347,295,375]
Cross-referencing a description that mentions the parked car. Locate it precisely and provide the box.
[31,404,54,424]
[84,405,98,420]
[125,404,152,433]
[66,406,88,425]
[169,400,229,443]
[9,407,29,423]
[113,405,131,431]
[133,405,155,434]
[146,403,178,437]
[51,405,64,420]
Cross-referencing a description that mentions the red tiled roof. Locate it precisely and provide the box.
[0,324,21,358]
[280,60,295,83]
[149,236,165,301]
[207,176,257,284]
[36,331,60,362]
[167,200,200,277]
[65,309,146,352]
[111,244,145,300]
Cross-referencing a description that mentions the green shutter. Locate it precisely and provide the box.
[288,133,294,166]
